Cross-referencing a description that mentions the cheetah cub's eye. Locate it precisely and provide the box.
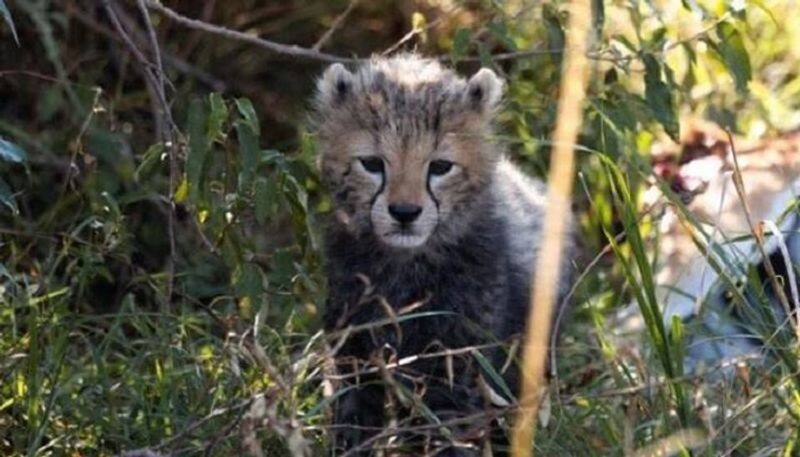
[358,156,384,174]
[428,160,454,177]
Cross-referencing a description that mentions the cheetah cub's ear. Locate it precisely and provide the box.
[316,63,354,109]
[465,68,504,114]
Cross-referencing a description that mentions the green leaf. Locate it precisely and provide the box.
[543,5,564,65]
[477,42,493,68]
[260,149,285,167]
[471,350,516,402]
[233,262,264,299]
[648,27,668,49]
[304,384,364,419]
[0,0,19,45]
[669,316,685,378]
[612,34,637,53]
[174,177,189,203]
[235,121,259,192]
[282,173,308,214]
[593,98,635,133]
[268,248,295,286]
[0,177,18,214]
[254,177,278,224]
[714,22,752,94]
[36,86,64,123]
[679,0,702,13]
[643,54,679,141]
[100,191,122,220]
[487,22,517,51]
[207,93,228,143]
[134,143,165,183]
[451,28,471,65]
[186,98,209,203]
[0,137,27,163]
[235,98,259,136]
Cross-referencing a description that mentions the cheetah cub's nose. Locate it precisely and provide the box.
[388,203,422,224]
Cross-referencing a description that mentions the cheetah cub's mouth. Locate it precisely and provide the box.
[373,201,435,248]
[314,55,505,250]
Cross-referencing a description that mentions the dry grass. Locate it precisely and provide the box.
[512,0,592,454]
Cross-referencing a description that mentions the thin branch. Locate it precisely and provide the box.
[312,0,359,51]
[143,0,356,63]
[143,0,564,64]
[382,16,446,56]
[726,129,796,337]
[142,0,725,68]
[62,0,226,90]
[339,409,504,457]
[104,0,180,306]
[117,0,182,309]
[104,1,156,72]
[323,341,506,382]
[762,219,800,338]
[134,0,180,308]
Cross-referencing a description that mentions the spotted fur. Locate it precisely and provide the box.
[313,54,572,456]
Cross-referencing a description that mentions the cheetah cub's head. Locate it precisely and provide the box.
[313,55,504,249]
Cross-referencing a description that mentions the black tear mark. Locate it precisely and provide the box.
[369,176,386,208]
[368,134,386,207]
[426,177,440,212]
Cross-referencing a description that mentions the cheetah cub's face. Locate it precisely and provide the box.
[313,56,504,249]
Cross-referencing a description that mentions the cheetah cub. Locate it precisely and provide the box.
[313,54,572,456]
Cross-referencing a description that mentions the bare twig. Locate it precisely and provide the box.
[762,219,800,339]
[324,342,505,382]
[103,2,157,75]
[133,0,180,306]
[59,87,102,196]
[62,0,225,90]
[382,16,446,56]
[725,129,794,334]
[511,0,591,455]
[104,0,180,305]
[143,0,356,63]
[338,409,505,457]
[599,12,731,65]
[136,0,167,103]
[141,0,725,68]
[312,0,359,51]
[630,429,708,457]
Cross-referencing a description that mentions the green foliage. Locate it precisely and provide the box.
[601,155,690,426]
[643,54,680,141]
[709,21,752,94]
